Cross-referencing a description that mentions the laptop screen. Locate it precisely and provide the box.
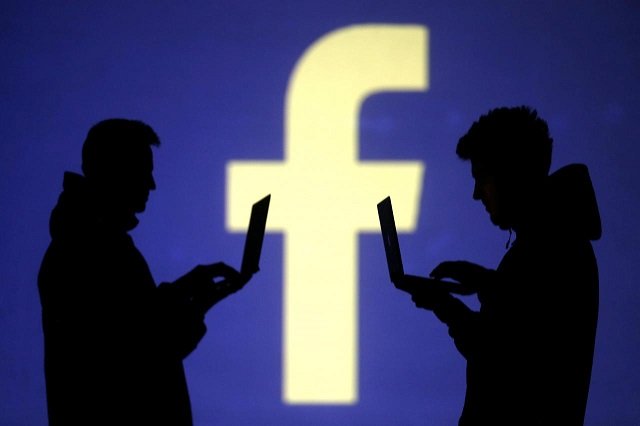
[241,194,271,275]
[377,196,404,283]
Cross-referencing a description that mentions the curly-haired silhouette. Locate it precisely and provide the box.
[38,119,249,425]
[406,107,600,425]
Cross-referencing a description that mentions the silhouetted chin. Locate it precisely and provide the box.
[489,213,510,230]
[134,203,147,213]
[132,195,150,213]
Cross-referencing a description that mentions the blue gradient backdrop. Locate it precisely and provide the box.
[2,1,639,424]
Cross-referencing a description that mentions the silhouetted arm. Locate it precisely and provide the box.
[154,282,207,359]
[412,289,480,359]
[149,263,250,359]
[172,263,250,314]
[410,261,498,359]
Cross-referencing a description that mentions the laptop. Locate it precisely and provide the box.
[377,196,475,295]
[240,194,271,276]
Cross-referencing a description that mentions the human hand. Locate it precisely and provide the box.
[430,261,495,292]
[411,285,449,311]
[175,262,243,289]
[175,262,252,311]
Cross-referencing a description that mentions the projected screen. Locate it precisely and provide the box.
[2,2,639,425]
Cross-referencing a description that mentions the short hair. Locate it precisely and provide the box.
[81,119,160,178]
[456,106,553,181]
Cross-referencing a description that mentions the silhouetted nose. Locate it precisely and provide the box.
[473,181,481,200]
[149,175,156,191]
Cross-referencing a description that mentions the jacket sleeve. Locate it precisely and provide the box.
[154,282,207,359]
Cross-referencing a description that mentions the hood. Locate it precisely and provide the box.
[49,172,138,241]
[545,163,601,241]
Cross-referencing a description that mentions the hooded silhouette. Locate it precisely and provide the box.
[410,108,600,425]
[38,119,246,425]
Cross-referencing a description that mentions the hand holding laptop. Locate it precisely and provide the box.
[176,262,248,313]
[175,194,271,314]
[430,260,496,292]
[377,196,477,296]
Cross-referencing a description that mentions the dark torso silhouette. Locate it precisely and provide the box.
[444,165,600,425]
[39,172,205,425]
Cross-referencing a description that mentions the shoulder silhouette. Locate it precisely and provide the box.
[407,106,600,425]
[39,119,249,425]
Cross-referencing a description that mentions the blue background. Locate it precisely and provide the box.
[2,1,639,424]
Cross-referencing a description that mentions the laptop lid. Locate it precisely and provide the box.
[377,196,404,283]
[240,194,271,275]
[377,196,477,296]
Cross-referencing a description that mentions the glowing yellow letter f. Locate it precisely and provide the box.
[227,24,428,404]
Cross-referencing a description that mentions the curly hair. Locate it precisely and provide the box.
[456,106,553,182]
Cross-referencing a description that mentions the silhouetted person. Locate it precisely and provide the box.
[404,107,600,425]
[38,119,250,425]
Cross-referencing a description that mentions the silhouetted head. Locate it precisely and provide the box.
[457,106,553,230]
[82,119,159,215]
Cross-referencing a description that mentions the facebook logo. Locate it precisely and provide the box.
[226,24,428,404]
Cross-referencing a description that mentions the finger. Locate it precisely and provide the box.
[200,262,241,280]
[216,278,244,292]
[239,272,253,286]
[216,263,241,279]
[430,261,459,279]
[411,295,433,310]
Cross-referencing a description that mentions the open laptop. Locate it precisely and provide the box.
[240,194,271,276]
[377,196,475,295]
